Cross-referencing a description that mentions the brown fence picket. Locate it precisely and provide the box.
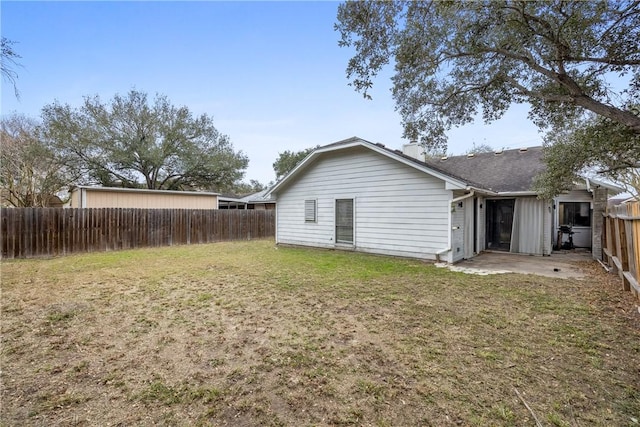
[603,201,640,301]
[1,208,275,259]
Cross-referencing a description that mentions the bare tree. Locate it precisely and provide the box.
[0,114,71,207]
[1,37,22,99]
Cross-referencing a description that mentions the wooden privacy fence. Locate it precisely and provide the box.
[602,201,640,300]
[1,208,275,259]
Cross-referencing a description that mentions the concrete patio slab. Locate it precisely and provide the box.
[437,250,593,279]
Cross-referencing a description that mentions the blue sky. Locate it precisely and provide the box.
[1,1,542,185]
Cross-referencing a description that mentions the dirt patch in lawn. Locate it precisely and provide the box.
[2,241,639,426]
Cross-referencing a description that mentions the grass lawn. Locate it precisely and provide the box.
[1,240,639,426]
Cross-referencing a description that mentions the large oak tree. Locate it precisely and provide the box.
[42,90,248,192]
[336,1,640,195]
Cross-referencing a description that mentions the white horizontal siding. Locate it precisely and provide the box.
[276,147,451,260]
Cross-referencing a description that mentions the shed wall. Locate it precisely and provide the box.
[275,147,451,260]
[71,189,218,209]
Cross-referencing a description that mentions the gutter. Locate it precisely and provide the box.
[452,190,475,204]
[491,191,539,197]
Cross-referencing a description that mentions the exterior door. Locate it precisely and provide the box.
[486,199,515,251]
[335,199,354,244]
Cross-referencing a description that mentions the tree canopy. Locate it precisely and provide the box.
[41,90,248,192]
[273,146,317,181]
[0,114,72,207]
[232,179,266,196]
[465,142,495,155]
[534,109,640,199]
[336,1,640,150]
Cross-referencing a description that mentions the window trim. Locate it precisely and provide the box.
[304,199,317,223]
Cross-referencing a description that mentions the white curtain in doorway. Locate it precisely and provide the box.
[510,197,544,255]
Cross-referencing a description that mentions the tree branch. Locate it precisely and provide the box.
[503,76,574,102]
[598,4,640,44]
[565,56,640,65]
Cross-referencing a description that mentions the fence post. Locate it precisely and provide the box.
[618,217,630,291]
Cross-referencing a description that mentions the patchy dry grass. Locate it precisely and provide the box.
[1,240,639,426]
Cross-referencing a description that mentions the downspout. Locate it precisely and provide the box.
[585,178,596,207]
[435,190,475,263]
[273,194,278,245]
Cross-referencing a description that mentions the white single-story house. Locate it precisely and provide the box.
[268,137,621,263]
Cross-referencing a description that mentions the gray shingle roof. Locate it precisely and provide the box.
[424,147,545,192]
[351,137,546,193]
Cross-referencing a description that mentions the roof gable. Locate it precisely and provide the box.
[268,137,471,195]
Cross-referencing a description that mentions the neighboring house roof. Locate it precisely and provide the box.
[425,147,545,193]
[71,186,220,196]
[607,194,637,206]
[240,189,275,204]
[219,190,276,205]
[218,194,243,203]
